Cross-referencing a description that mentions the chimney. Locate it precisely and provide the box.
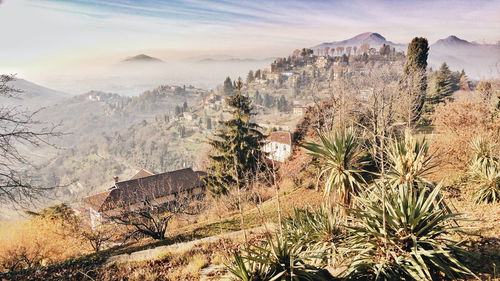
[113,176,119,183]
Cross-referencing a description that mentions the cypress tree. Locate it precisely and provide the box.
[399,37,429,125]
[205,79,266,194]
[223,76,234,95]
[246,70,254,83]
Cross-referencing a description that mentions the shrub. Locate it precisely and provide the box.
[227,234,331,280]
[303,129,367,206]
[471,163,500,203]
[344,182,475,280]
[0,217,86,272]
[431,99,499,173]
[282,205,345,267]
[468,139,500,203]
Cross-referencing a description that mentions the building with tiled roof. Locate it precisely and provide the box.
[82,168,205,222]
[264,131,293,162]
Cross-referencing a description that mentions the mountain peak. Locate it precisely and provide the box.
[122,54,164,63]
[312,32,403,51]
[433,35,472,47]
[354,32,386,41]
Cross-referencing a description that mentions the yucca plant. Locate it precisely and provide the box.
[469,138,500,203]
[344,182,475,281]
[227,234,331,281]
[226,251,272,281]
[303,129,368,206]
[470,162,500,204]
[470,137,498,170]
[386,131,437,186]
[282,204,346,267]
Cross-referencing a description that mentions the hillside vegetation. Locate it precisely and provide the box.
[0,38,499,281]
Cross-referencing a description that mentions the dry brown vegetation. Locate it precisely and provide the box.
[0,217,88,272]
[430,93,499,175]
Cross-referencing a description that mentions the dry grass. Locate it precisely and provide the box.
[0,217,89,272]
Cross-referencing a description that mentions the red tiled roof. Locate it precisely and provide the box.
[100,168,204,211]
[267,131,292,146]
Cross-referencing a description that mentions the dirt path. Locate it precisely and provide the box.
[106,223,274,264]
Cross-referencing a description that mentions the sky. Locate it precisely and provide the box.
[0,0,499,91]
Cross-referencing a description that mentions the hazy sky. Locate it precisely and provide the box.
[0,0,499,76]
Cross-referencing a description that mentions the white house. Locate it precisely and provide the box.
[264,131,293,163]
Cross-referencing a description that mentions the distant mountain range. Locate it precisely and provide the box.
[122,54,164,63]
[312,32,500,78]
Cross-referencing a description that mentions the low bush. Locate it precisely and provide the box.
[345,182,475,280]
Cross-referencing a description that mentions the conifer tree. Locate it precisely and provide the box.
[459,69,470,90]
[205,79,266,194]
[428,62,453,105]
[223,76,234,95]
[246,70,254,83]
[398,37,429,126]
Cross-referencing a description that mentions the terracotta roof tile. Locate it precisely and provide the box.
[100,168,203,211]
[267,131,292,146]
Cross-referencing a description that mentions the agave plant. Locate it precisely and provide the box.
[227,234,330,281]
[344,182,475,280]
[386,131,437,186]
[303,129,367,206]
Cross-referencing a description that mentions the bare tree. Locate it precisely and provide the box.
[346,46,352,56]
[78,221,118,252]
[357,65,400,171]
[0,74,61,205]
[324,47,331,57]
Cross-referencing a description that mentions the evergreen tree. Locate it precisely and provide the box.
[255,69,262,80]
[254,90,263,105]
[205,80,266,194]
[223,76,234,95]
[174,105,182,116]
[458,69,470,90]
[277,96,288,112]
[263,93,274,108]
[379,44,392,56]
[428,62,453,105]
[177,125,186,138]
[399,37,429,126]
[403,37,429,73]
[206,117,212,130]
[246,70,254,83]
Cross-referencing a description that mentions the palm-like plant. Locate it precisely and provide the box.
[469,138,500,203]
[282,204,346,267]
[470,161,500,204]
[303,129,367,206]
[345,182,475,281]
[227,234,330,281]
[386,131,436,186]
[470,137,498,169]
